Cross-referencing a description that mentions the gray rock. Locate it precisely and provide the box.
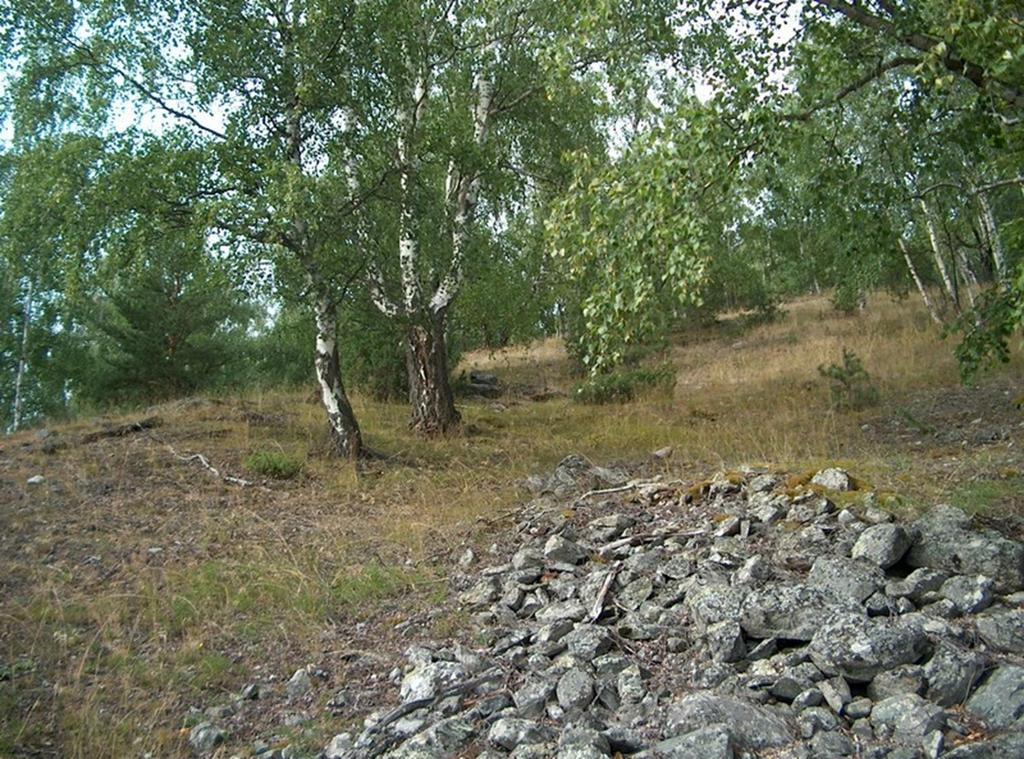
[940,575,994,614]
[188,722,225,755]
[922,730,944,759]
[741,585,859,642]
[852,524,912,569]
[618,577,653,611]
[666,692,794,750]
[733,555,769,585]
[387,716,476,758]
[556,668,594,712]
[819,677,851,714]
[810,730,855,756]
[565,625,614,659]
[793,687,824,710]
[965,665,1024,729]
[975,606,1024,654]
[544,535,588,565]
[488,717,556,750]
[617,664,646,705]
[809,613,928,682]
[462,577,501,607]
[808,556,885,603]
[870,694,946,743]
[886,568,948,603]
[923,644,986,706]
[643,725,734,758]
[867,665,927,701]
[906,505,1024,593]
[706,620,746,663]
[557,727,610,759]
[286,668,312,700]
[513,679,555,718]
[398,661,466,703]
[536,600,588,624]
[324,733,353,759]
[26,474,46,486]
[812,468,853,491]
[687,585,748,631]
[798,705,838,737]
[846,697,873,719]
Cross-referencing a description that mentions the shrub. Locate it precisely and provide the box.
[573,362,676,404]
[243,450,304,479]
[818,348,880,411]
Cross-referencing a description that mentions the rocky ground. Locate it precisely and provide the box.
[186,456,1024,759]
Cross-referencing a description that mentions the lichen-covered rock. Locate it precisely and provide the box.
[811,468,853,491]
[808,613,928,682]
[740,585,858,641]
[940,574,994,614]
[906,506,1024,592]
[488,718,557,750]
[544,535,588,565]
[188,722,225,756]
[851,523,912,569]
[556,668,594,712]
[924,644,986,707]
[564,625,613,659]
[808,555,885,603]
[399,661,466,703]
[869,694,945,743]
[965,665,1024,729]
[665,692,794,750]
[975,606,1024,654]
[641,725,734,759]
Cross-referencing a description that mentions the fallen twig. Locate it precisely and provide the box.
[158,440,254,486]
[356,668,505,752]
[588,561,621,622]
[597,527,705,557]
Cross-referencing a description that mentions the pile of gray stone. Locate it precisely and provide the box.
[325,460,1024,759]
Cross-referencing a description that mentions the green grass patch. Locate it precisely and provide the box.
[244,449,305,479]
[951,476,1023,515]
[572,362,676,404]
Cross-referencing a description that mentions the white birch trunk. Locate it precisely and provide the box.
[10,279,32,432]
[430,71,494,313]
[976,190,1007,285]
[396,72,428,315]
[899,238,941,325]
[919,198,958,310]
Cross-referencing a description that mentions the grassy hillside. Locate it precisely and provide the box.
[2,293,1022,757]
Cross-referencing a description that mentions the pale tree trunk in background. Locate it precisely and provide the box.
[975,188,1008,286]
[919,198,959,312]
[899,238,941,325]
[954,248,978,311]
[10,279,32,432]
[282,47,363,458]
[314,293,362,457]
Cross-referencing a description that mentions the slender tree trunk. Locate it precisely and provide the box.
[919,198,959,312]
[314,294,362,458]
[954,247,978,311]
[899,238,941,325]
[10,279,32,432]
[975,189,1007,286]
[405,310,460,436]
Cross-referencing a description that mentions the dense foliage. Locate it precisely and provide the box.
[0,0,1021,432]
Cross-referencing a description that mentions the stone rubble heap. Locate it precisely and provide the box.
[325,458,1024,759]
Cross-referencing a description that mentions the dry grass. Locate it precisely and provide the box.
[1,292,1022,758]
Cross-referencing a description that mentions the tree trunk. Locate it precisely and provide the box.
[314,295,362,458]
[405,310,460,436]
[918,198,959,312]
[976,189,1008,286]
[10,279,32,432]
[954,247,978,311]
[899,238,941,325]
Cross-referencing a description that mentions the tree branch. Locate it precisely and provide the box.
[781,55,921,122]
